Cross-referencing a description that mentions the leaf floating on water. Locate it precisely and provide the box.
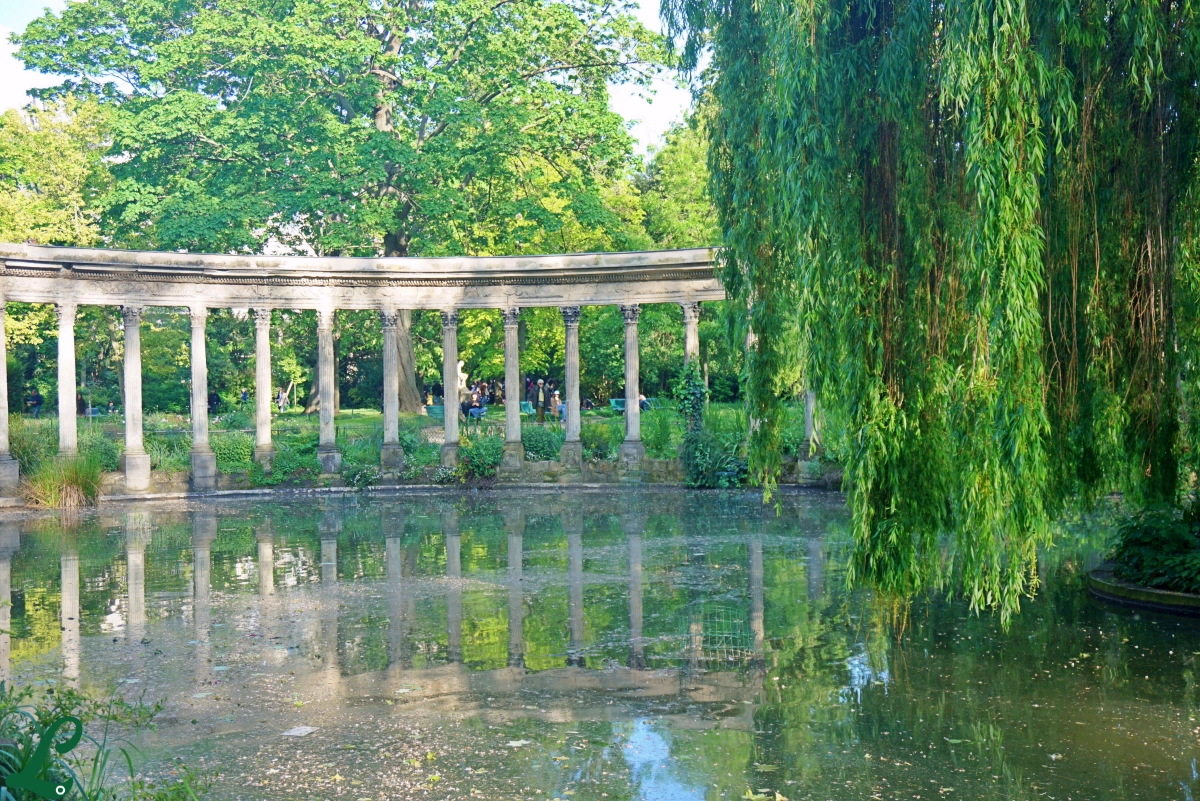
[281,726,316,737]
[506,740,532,748]
[754,763,779,772]
[742,791,769,801]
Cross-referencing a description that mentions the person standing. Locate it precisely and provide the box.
[29,389,43,419]
[533,378,547,424]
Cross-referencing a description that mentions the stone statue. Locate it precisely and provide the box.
[457,360,470,401]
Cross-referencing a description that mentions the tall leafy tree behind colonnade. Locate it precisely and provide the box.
[17,0,662,411]
[664,0,1200,620]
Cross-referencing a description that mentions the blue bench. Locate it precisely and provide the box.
[427,404,444,421]
[610,398,660,413]
[520,401,535,415]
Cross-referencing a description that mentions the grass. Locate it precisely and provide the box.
[23,454,103,508]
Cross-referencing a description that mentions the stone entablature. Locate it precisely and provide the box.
[0,243,725,495]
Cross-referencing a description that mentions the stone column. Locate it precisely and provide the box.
[444,510,462,663]
[440,311,460,467]
[560,306,583,467]
[380,310,405,470]
[316,309,342,473]
[505,509,525,668]
[253,308,275,465]
[619,304,645,466]
[189,307,217,489]
[61,541,80,688]
[257,523,275,596]
[122,306,151,491]
[56,303,78,456]
[0,525,17,684]
[0,301,16,488]
[682,302,701,363]
[566,512,585,667]
[805,389,817,449]
[501,307,523,472]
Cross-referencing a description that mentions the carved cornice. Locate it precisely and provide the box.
[561,305,581,326]
[619,304,640,324]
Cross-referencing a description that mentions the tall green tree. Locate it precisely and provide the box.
[664,0,1200,621]
[17,0,663,411]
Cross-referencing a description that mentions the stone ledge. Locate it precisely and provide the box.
[1088,564,1200,616]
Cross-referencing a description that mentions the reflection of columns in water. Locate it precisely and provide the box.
[565,510,584,667]
[192,513,216,675]
[807,536,824,601]
[0,524,18,684]
[257,521,274,596]
[319,509,341,677]
[61,540,81,689]
[443,510,462,664]
[622,513,646,670]
[749,535,764,664]
[505,509,525,668]
[125,514,151,641]
[385,509,410,669]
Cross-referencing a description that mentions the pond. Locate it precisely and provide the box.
[0,488,1195,801]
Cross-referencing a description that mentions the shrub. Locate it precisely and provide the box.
[680,429,747,488]
[340,435,381,467]
[248,443,322,486]
[1111,506,1200,593]
[342,463,381,489]
[80,428,121,472]
[671,361,708,428]
[24,454,103,507]
[212,432,254,472]
[432,466,458,484]
[213,409,252,431]
[581,421,622,461]
[9,416,57,475]
[522,425,564,461]
[459,435,504,479]
[144,432,190,471]
[642,410,679,458]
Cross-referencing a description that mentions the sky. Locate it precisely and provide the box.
[0,0,692,154]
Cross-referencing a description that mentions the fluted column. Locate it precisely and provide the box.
[682,302,701,363]
[189,307,217,489]
[380,310,405,470]
[61,541,80,688]
[560,306,583,467]
[444,509,462,663]
[619,304,645,466]
[440,311,460,467]
[316,309,341,473]
[253,308,275,465]
[122,306,151,491]
[56,303,77,456]
[501,307,523,472]
[505,509,525,668]
[0,300,15,488]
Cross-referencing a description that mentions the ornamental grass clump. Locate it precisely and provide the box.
[24,454,103,508]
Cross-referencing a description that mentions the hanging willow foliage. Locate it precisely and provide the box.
[664,0,1200,622]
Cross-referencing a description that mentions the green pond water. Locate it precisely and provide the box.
[0,488,1195,801]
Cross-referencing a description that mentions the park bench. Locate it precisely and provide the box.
[426,404,444,422]
[609,398,660,413]
[520,401,535,415]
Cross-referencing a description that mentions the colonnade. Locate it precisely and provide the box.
[0,298,704,493]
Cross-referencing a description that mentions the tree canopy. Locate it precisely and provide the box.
[664,0,1200,621]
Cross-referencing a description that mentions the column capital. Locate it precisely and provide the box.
[380,310,399,331]
[316,308,335,331]
[681,301,701,322]
[55,303,77,326]
[189,306,208,326]
[253,308,272,329]
[441,310,459,329]
[502,307,520,328]
[561,306,581,326]
[121,305,143,326]
[619,304,640,324]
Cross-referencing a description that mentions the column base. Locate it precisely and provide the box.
[501,442,524,473]
[0,455,19,489]
[619,440,645,468]
[559,440,583,469]
[629,652,647,670]
[507,653,525,669]
[122,451,151,493]
[566,653,586,668]
[191,450,217,491]
[380,443,406,471]
[253,444,275,467]
[440,443,459,468]
[318,446,342,475]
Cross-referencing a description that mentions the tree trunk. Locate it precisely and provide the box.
[397,310,423,412]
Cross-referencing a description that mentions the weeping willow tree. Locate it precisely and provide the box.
[664,0,1200,621]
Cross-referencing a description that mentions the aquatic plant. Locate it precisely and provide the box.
[24,455,103,508]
